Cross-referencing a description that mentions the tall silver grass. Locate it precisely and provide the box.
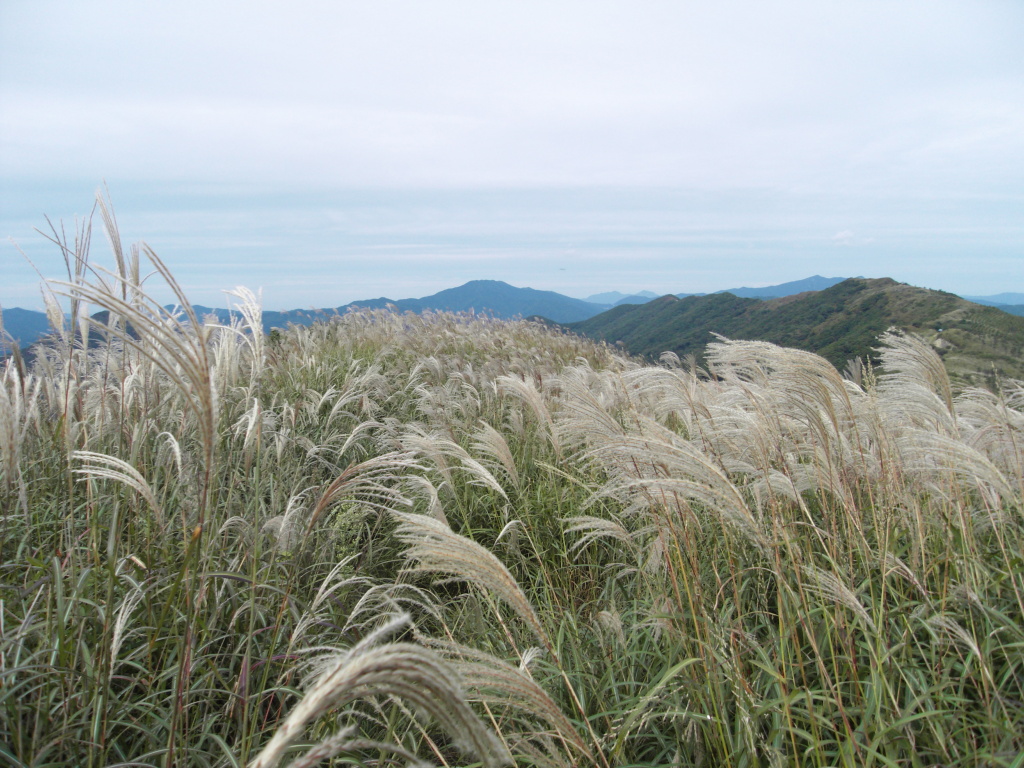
[249,614,511,768]
[51,210,220,527]
[0,362,40,516]
[391,510,547,645]
[8,198,1023,766]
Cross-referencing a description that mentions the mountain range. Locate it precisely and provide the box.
[688,274,854,299]
[0,307,54,351]
[585,290,660,306]
[178,280,607,336]
[961,293,1024,316]
[8,277,851,348]
[567,277,1024,386]
[4,277,1023,385]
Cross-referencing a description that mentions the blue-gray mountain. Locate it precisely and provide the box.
[697,274,854,299]
[585,290,659,305]
[964,292,1024,305]
[342,280,604,324]
[961,293,1024,316]
[0,307,53,352]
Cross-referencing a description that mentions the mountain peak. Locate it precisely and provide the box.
[460,279,514,288]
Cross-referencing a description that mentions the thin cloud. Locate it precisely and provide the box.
[3,2,1022,190]
[2,2,1022,307]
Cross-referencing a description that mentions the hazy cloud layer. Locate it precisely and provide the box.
[2,1,1022,307]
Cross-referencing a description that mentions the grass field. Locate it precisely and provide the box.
[2,206,1023,766]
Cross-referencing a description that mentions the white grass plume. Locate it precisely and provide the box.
[954,384,1024,487]
[0,363,40,516]
[926,613,997,690]
[897,427,1017,513]
[563,514,642,562]
[306,450,422,532]
[801,564,876,633]
[497,373,561,457]
[417,634,593,763]
[73,450,163,522]
[391,510,548,646]
[399,425,509,501]
[223,286,265,373]
[248,613,511,768]
[472,420,521,492]
[51,198,220,509]
[584,425,768,553]
[109,581,146,670]
[876,329,955,416]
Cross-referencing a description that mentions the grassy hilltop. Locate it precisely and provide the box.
[569,277,1024,387]
[2,216,1024,767]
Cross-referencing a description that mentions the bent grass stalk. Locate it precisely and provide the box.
[248,613,511,768]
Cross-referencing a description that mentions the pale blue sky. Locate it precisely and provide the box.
[2,1,1022,310]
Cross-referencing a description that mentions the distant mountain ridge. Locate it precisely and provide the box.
[5,277,1023,359]
[585,290,658,305]
[961,293,1024,316]
[1,280,608,352]
[613,294,659,306]
[343,279,604,324]
[706,275,853,299]
[964,292,1024,305]
[0,307,53,353]
[586,277,852,304]
[568,278,1024,386]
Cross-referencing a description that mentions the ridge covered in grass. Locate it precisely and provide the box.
[568,277,1024,387]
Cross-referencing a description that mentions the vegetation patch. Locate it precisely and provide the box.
[569,277,1024,387]
[2,206,1023,766]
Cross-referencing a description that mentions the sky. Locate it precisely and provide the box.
[2,1,1022,310]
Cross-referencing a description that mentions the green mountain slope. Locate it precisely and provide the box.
[568,278,1024,385]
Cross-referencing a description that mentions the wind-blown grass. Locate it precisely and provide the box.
[2,196,1022,766]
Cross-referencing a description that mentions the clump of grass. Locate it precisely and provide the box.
[250,613,511,768]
